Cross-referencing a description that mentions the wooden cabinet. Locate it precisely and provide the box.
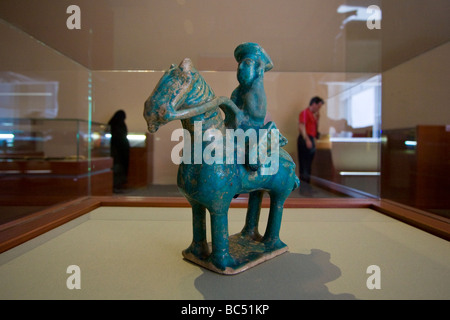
[125,133,152,189]
[0,157,113,206]
[381,125,450,212]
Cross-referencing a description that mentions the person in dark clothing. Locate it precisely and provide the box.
[108,110,130,192]
[297,96,324,183]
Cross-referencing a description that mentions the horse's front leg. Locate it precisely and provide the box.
[183,200,209,259]
[262,192,288,250]
[209,206,235,270]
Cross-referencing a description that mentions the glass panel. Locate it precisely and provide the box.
[88,1,384,201]
[0,18,99,224]
[380,0,450,218]
[1,0,448,221]
[315,74,382,197]
[0,118,109,159]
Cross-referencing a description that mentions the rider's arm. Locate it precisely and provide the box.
[218,97,244,129]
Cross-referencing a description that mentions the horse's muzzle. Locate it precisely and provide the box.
[147,123,159,133]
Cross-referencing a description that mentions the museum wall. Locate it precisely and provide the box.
[0,0,114,70]
[381,41,450,130]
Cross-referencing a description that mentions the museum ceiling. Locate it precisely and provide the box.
[0,0,449,73]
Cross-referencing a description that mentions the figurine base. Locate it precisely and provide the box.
[182,232,288,275]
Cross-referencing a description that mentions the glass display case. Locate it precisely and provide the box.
[0,118,110,160]
[381,126,450,217]
[0,118,113,214]
[0,1,448,303]
[0,1,448,224]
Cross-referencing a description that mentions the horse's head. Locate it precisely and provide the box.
[144,58,214,133]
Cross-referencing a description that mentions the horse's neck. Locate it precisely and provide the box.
[181,108,226,135]
[184,74,214,106]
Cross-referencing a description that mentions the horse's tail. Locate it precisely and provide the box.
[293,174,301,191]
[278,148,300,191]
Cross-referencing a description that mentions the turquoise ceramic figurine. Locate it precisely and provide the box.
[144,43,300,274]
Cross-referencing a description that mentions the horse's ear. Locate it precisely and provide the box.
[179,58,193,72]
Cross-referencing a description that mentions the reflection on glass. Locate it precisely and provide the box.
[326,75,381,139]
[0,118,110,160]
[312,75,382,197]
[0,72,59,118]
[0,118,113,224]
[381,126,450,218]
[337,5,382,29]
[126,133,146,148]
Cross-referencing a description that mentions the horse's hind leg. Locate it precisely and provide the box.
[183,200,209,259]
[241,190,264,241]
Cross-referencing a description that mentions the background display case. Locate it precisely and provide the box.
[381,125,450,217]
[0,118,112,220]
[0,118,110,159]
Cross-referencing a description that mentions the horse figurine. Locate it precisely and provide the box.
[144,57,300,274]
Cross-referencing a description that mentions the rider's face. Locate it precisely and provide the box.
[237,58,257,86]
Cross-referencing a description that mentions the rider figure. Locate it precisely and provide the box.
[231,42,273,131]
[231,43,284,171]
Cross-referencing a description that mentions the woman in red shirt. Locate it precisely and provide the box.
[297,96,324,183]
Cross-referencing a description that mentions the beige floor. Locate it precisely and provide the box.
[0,206,449,300]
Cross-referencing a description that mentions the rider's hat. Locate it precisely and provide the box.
[234,42,273,72]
